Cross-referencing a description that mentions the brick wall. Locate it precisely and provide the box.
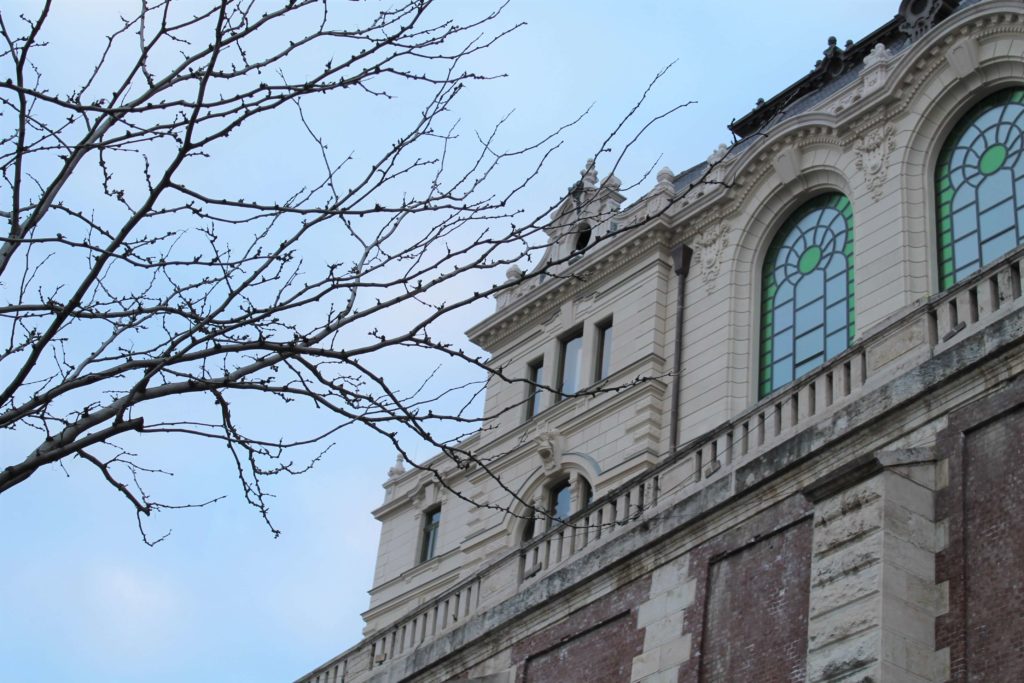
[510,575,649,683]
[677,496,813,683]
[937,376,1024,682]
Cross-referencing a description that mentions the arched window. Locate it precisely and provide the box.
[936,88,1024,290]
[521,475,591,542]
[759,193,855,398]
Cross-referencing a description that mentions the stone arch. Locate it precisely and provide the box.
[728,165,854,402]
[899,29,1024,293]
[505,452,600,542]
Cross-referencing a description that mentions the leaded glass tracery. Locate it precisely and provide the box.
[759,194,854,398]
[936,88,1024,289]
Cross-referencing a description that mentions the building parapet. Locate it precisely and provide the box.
[295,239,1024,683]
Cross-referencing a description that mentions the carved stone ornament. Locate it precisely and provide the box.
[855,124,896,200]
[831,43,893,115]
[705,144,730,184]
[533,423,561,473]
[707,144,729,166]
[899,0,957,41]
[863,42,892,69]
[945,37,980,79]
[386,453,406,479]
[692,222,731,293]
[409,480,434,506]
[773,147,802,186]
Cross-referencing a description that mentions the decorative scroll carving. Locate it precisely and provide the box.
[855,124,896,200]
[899,0,958,41]
[692,222,731,293]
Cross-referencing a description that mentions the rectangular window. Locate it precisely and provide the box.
[558,329,584,398]
[419,506,441,563]
[526,358,544,419]
[594,318,613,382]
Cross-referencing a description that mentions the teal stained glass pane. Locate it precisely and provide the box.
[759,193,854,398]
[936,88,1024,289]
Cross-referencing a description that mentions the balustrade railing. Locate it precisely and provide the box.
[296,247,1024,683]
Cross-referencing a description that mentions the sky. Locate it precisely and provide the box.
[0,1,895,682]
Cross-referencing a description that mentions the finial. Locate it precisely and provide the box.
[581,158,598,188]
[387,454,406,479]
[505,264,524,281]
[707,143,729,165]
[657,166,674,184]
[601,173,622,192]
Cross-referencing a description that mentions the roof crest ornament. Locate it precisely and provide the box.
[898,0,958,41]
[387,454,406,479]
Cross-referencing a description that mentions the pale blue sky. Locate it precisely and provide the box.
[1,2,894,682]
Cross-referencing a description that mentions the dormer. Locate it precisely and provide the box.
[494,159,625,312]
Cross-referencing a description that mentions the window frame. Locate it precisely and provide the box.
[593,317,613,383]
[521,474,592,543]
[557,327,584,400]
[758,192,855,398]
[418,505,441,564]
[525,356,544,419]
[934,87,1024,290]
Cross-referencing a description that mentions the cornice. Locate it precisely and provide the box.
[681,1,1024,223]
[374,357,668,520]
[471,3,1024,358]
[468,220,676,352]
[838,0,1024,139]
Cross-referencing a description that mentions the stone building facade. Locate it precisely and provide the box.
[296,1,1024,680]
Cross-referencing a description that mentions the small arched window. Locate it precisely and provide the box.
[550,478,571,521]
[521,475,590,542]
[936,88,1024,290]
[573,222,592,253]
[759,193,854,398]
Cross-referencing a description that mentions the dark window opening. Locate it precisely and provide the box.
[574,223,592,252]
[526,358,544,418]
[419,506,441,563]
[558,329,583,398]
[550,479,571,521]
[595,318,613,382]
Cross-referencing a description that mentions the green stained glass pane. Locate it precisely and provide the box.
[759,193,854,398]
[936,88,1024,289]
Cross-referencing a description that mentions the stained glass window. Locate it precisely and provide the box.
[936,88,1024,289]
[759,193,855,398]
